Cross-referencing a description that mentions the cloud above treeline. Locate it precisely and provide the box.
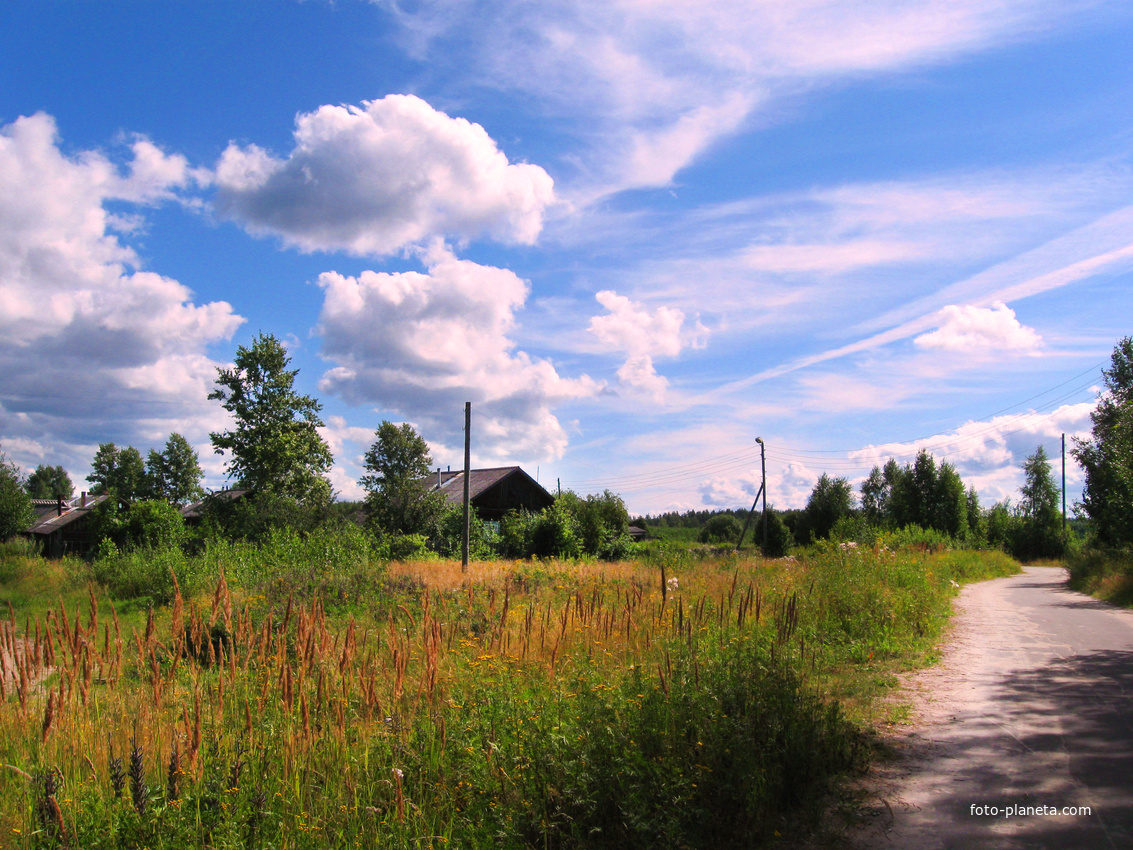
[0,96,581,481]
[316,242,601,461]
[0,112,242,476]
[215,95,556,256]
[588,290,708,400]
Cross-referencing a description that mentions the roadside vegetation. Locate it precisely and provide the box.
[0,534,1017,849]
[1064,337,1133,605]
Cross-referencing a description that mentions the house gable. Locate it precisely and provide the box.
[430,466,554,519]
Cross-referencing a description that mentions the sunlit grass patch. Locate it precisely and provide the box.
[0,541,1019,848]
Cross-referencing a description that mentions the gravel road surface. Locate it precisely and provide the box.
[851,565,1133,850]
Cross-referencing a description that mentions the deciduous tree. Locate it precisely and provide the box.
[24,465,74,500]
[145,433,205,505]
[1073,337,1133,546]
[1016,445,1063,559]
[360,421,444,537]
[0,448,33,540]
[935,461,968,540]
[209,333,333,505]
[860,465,888,526]
[88,443,146,500]
[800,473,855,542]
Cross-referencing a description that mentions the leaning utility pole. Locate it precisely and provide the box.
[462,401,471,573]
[735,437,767,553]
[759,437,767,554]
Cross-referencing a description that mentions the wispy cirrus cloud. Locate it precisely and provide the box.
[377,0,1110,197]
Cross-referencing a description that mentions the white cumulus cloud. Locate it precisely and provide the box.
[588,290,707,400]
[915,301,1042,355]
[216,94,555,256]
[0,113,243,477]
[316,243,600,460]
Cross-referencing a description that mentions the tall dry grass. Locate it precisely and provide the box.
[0,542,1017,849]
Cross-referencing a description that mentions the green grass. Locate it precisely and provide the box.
[0,538,1019,849]
[1066,546,1133,606]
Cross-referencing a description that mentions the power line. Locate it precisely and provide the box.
[559,364,1105,496]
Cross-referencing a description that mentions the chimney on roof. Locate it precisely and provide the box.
[81,491,87,508]
[56,497,64,516]
[437,467,441,488]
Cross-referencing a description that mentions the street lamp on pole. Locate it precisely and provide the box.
[755,438,767,555]
[736,437,767,553]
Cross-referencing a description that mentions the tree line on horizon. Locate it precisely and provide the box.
[640,336,1133,560]
[2,333,1131,560]
[642,444,1065,561]
[0,332,633,560]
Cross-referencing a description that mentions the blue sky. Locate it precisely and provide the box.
[1,0,1130,515]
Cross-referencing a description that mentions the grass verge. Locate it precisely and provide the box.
[1066,547,1133,607]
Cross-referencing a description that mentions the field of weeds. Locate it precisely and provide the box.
[0,540,1018,849]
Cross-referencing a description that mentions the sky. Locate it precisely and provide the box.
[1,0,1131,516]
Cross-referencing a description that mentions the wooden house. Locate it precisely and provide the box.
[429,466,553,520]
[25,493,112,557]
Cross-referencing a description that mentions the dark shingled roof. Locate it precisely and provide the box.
[26,494,111,535]
[433,467,521,503]
[427,466,554,517]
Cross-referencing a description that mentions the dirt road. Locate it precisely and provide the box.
[851,566,1133,850]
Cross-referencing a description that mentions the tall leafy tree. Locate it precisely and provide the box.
[965,485,984,541]
[25,465,74,500]
[934,462,968,539]
[882,458,915,528]
[800,473,855,542]
[145,433,205,505]
[209,333,333,504]
[1016,445,1063,560]
[360,421,444,537]
[88,443,147,500]
[906,449,940,529]
[860,465,888,526]
[0,448,34,540]
[1073,337,1133,546]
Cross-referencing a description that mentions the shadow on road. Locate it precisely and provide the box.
[877,648,1133,848]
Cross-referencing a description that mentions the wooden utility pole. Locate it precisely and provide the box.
[759,437,767,554]
[1062,432,1067,536]
[462,401,471,573]
[735,437,767,553]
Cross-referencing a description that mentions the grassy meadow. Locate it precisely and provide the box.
[0,536,1019,849]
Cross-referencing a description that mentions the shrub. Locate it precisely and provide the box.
[91,544,189,604]
[90,499,186,553]
[431,506,499,559]
[194,490,335,542]
[757,509,794,557]
[387,533,432,561]
[878,524,953,553]
[699,514,743,544]
[530,500,582,559]
[498,509,536,558]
